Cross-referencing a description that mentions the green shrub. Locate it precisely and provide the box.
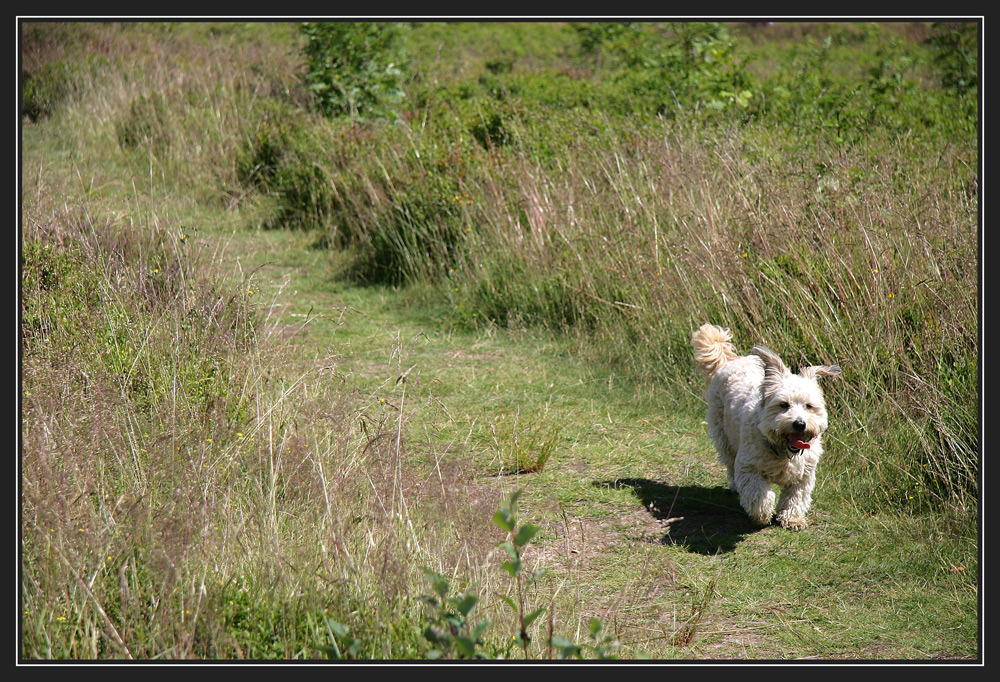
[22,61,74,121]
[573,22,757,117]
[924,21,978,94]
[299,22,408,121]
[21,57,108,122]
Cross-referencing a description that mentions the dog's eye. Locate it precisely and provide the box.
[779,402,790,410]
[806,403,814,410]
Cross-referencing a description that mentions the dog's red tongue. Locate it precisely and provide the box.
[788,434,811,450]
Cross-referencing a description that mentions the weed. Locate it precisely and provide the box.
[417,570,492,659]
[550,617,619,660]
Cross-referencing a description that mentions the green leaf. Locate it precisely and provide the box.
[498,594,517,611]
[493,508,515,533]
[498,540,518,560]
[501,558,521,577]
[522,606,546,628]
[416,594,439,608]
[327,619,350,637]
[455,635,477,657]
[470,619,491,640]
[453,593,479,617]
[423,568,450,598]
[528,568,549,584]
[317,644,342,659]
[506,489,523,509]
[513,522,540,548]
[424,624,449,646]
[549,635,581,659]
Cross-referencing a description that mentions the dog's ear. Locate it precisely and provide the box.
[752,346,789,397]
[800,364,842,381]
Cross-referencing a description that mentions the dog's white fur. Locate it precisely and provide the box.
[692,324,840,529]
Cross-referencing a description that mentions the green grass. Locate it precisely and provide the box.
[20,20,978,661]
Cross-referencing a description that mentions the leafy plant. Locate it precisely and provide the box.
[318,619,361,659]
[494,490,547,655]
[924,21,978,94]
[417,570,491,659]
[550,617,619,659]
[299,22,407,121]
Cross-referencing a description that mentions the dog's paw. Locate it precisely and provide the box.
[775,512,808,530]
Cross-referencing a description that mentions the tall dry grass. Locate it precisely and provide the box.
[20,23,514,658]
[250,103,976,517]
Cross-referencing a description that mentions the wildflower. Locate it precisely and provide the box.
[888,293,895,299]
[741,252,748,258]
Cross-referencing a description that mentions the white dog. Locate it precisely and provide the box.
[692,324,840,529]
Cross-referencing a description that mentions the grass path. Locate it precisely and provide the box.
[208,223,978,660]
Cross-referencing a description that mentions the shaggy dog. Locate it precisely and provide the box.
[692,324,840,529]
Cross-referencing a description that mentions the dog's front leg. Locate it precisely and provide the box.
[734,462,775,525]
[774,475,815,530]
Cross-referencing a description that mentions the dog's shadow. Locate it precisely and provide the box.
[598,478,761,555]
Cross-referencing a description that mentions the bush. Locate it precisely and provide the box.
[22,57,107,122]
[299,22,408,121]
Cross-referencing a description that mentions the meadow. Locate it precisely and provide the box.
[20,21,978,660]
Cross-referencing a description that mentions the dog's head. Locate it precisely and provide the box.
[752,346,841,456]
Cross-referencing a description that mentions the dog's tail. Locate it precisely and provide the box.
[692,323,739,379]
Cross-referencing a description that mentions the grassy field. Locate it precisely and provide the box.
[20,21,979,661]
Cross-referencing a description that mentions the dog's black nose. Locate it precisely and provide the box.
[792,419,806,432]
